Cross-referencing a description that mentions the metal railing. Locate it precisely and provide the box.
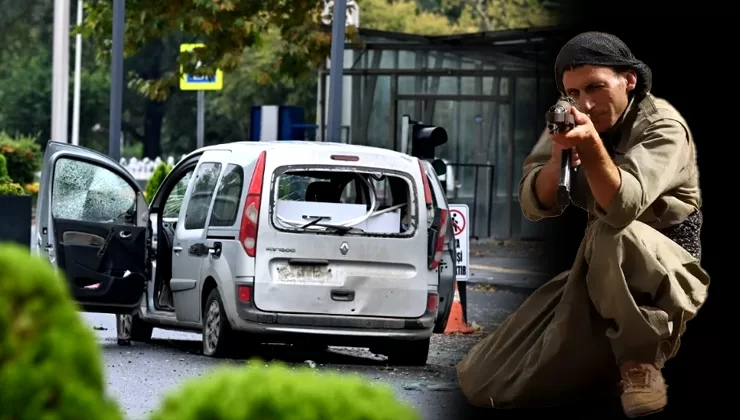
[443,162,495,239]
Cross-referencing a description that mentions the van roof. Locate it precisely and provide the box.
[183,141,416,163]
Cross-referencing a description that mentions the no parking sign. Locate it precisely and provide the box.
[448,204,469,281]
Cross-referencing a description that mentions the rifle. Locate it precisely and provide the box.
[545,96,578,210]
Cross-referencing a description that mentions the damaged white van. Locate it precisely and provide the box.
[35,140,454,365]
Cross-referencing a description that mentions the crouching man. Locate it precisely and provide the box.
[457,32,710,418]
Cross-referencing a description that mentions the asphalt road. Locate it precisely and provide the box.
[82,285,530,420]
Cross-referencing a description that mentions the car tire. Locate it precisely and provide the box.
[202,288,236,358]
[433,272,452,334]
[385,338,430,366]
[433,299,451,333]
[116,312,153,346]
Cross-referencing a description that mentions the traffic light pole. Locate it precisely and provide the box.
[326,0,347,143]
[400,114,411,155]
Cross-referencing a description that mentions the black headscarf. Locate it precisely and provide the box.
[554,32,652,97]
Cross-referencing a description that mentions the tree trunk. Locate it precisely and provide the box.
[143,100,164,159]
[139,38,167,159]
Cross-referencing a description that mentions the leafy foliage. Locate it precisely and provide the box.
[440,0,562,31]
[77,0,351,101]
[0,243,124,420]
[0,181,25,196]
[149,360,420,420]
[360,0,477,34]
[0,154,9,183]
[145,161,173,203]
[0,132,43,184]
[0,154,25,196]
[0,0,564,160]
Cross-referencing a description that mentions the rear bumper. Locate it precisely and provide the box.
[230,284,436,342]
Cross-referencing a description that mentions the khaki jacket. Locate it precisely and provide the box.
[518,93,701,231]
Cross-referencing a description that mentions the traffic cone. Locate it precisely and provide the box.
[444,281,475,334]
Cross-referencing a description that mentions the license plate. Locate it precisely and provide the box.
[276,265,337,285]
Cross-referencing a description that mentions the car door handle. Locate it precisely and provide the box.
[173,246,183,253]
[331,289,355,302]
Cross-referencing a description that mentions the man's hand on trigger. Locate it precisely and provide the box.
[550,105,598,151]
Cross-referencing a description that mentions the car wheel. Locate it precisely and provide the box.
[433,299,451,333]
[433,273,452,334]
[202,288,235,358]
[385,338,430,366]
[116,312,153,346]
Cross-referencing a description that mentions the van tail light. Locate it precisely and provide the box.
[427,293,438,312]
[429,209,448,270]
[239,151,267,258]
[417,159,433,206]
[237,285,252,303]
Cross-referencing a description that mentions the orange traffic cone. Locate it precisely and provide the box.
[444,281,475,334]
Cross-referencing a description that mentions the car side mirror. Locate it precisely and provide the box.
[431,159,446,177]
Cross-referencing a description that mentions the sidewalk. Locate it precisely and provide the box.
[464,240,551,289]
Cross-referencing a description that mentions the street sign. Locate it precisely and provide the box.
[449,204,469,281]
[179,43,224,91]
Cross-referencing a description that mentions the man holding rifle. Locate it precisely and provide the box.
[457,32,710,418]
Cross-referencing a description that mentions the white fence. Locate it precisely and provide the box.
[119,155,187,182]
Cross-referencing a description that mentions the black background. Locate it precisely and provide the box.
[446,2,729,418]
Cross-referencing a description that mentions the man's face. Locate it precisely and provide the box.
[562,65,637,133]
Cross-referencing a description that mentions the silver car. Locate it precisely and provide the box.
[35,140,454,365]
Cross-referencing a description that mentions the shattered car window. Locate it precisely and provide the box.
[51,158,136,224]
[163,169,194,219]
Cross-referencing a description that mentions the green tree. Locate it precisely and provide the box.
[0,42,112,152]
[79,0,345,101]
[359,0,477,34]
[441,0,562,31]
[0,0,53,63]
[357,0,561,33]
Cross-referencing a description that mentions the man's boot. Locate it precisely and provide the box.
[619,361,668,418]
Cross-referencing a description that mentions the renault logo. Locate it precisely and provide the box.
[339,242,349,255]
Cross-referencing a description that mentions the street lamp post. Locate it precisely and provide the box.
[51,0,71,144]
[108,0,125,161]
[71,0,84,146]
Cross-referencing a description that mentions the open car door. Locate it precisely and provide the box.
[421,161,455,332]
[36,141,150,314]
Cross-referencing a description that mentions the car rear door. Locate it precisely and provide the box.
[251,148,434,319]
[170,152,228,323]
[36,141,149,314]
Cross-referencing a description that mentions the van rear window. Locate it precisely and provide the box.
[270,168,416,237]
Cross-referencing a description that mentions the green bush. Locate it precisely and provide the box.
[0,154,11,183]
[0,182,26,196]
[145,161,173,203]
[0,132,42,184]
[0,154,26,196]
[0,243,124,420]
[149,360,420,420]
